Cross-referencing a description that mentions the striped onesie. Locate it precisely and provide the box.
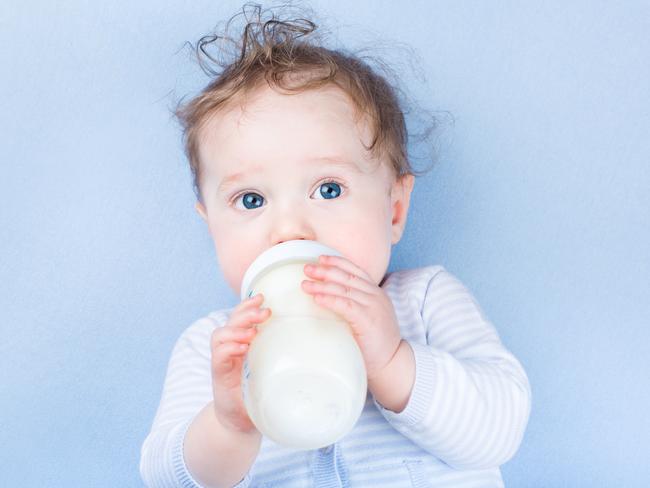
[140,264,532,487]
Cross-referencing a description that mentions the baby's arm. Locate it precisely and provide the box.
[139,320,212,487]
[183,400,261,487]
[139,314,259,488]
[372,267,532,470]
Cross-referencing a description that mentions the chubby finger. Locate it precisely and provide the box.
[235,293,265,313]
[226,302,271,327]
[212,326,257,347]
[308,291,364,330]
[214,341,250,358]
[301,278,371,306]
[318,255,374,283]
[227,305,271,330]
[212,341,251,374]
[304,262,375,295]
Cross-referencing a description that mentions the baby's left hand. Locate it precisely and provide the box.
[301,254,402,381]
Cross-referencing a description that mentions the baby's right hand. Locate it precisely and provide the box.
[210,293,271,434]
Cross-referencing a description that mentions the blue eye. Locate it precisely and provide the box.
[316,181,342,199]
[232,180,345,210]
[237,192,264,210]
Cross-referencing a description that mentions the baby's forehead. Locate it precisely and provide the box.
[201,87,377,161]
[216,83,367,130]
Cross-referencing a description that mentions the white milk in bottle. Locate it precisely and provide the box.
[240,240,367,450]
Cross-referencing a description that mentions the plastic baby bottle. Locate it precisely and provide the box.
[240,239,367,450]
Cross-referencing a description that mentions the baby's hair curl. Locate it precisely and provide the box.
[171,1,451,204]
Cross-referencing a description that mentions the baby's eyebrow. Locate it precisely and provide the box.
[217,156,361,193]
[307,156,363,174]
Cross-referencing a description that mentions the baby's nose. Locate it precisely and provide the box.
[272,229,317,247]
[272,236,315,245]
[268,202,317,245]
[276,237,307,245]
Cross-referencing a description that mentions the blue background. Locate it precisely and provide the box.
[1,1,648,486]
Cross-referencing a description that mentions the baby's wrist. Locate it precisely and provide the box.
[367,340,416,413]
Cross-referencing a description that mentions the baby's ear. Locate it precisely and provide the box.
[195,201,208,222]
[390,174,415,245]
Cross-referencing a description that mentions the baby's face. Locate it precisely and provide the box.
[195,83,414,297]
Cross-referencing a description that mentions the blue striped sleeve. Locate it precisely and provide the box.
[373,267,532,470]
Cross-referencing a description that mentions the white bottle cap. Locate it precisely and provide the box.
[240,240,343,301]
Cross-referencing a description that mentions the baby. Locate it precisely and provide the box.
[140,4,531,488]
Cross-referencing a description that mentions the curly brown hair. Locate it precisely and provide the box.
[171,2,448,204]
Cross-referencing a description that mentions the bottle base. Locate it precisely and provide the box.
[258,369,361,450]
